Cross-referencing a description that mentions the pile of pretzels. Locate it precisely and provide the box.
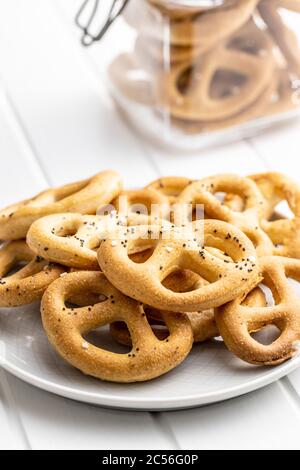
[110,0,300,135]
[1,169,300,383]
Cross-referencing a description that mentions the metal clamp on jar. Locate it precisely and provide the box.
[76,0,300,150]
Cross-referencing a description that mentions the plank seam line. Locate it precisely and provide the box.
[245,138,272,170]
[0,370,31,450]
[151,413,181,450]
[51,0,118,108]
[51,0,161,178]
[278,376,300,416]
[142,143,164,178]
[0,84,52,186]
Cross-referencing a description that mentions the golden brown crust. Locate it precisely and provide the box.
[27,214,106,270]
[146,177,194,205]
[111,285,267,347]
[216,256,300,365]
[27,213,171,270]
[251,172,300,258]
[176,173,274,257]
[98,220,261,312]
[41,271,193,383]
[0,241,65,307]
[113,187,170,219]
[0,171,123,240]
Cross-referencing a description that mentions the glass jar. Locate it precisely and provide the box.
[78,0,300,150]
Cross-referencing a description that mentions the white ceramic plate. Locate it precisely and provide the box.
[1,301,300,410]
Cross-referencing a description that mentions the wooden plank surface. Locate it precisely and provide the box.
[160,381,300,450]
[0,76,163,449]
[0,0,300,450]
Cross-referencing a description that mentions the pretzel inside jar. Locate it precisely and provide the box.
[158,20,275,122]
[125,0,260,47]
[111,0,300,140]
[258,1,300,77]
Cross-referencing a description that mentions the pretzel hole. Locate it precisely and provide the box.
[272,200,294,220]
[211,186,250,213]
[176,66,197,95]
[228,36,260,56]
[210,70,247,98]
[259,284,276,307]
[223,194,244,212]
[214,191,226,202]
[84,325,131,354]
[66,293,108,308]
[213,336,224,343]
[162,269,201,293]
[53,222,80,238]
[204,235,241,263]
[157,186,183,199]
[127,238,159,261]
[112,317,169,346]
[129,248,155,264]
[287,278,300,299]
[89,240,102,252]
[205,246,234,263]
[251,326,281,346]
[143,311,170,338]
[3,260,30,278]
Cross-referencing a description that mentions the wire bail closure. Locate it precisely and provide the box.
[75,0,130,46]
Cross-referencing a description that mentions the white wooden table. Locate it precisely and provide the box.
[1,0,300,450]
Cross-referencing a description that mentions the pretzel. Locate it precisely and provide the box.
[172,63,299,134]
[113,187,170,219]
[263,69,300,116]
[27,214,104,270]
[27,212,162,270]
[111,285,267,346]
[111,21,278,124]
[0,171,122,241]
[175,173,274,257]
[110,266,217,345]
[98,220,261,312]
[250,173,300,258]
[258,1,300,76]
[41,271,193,383]
[171,75,278,134]
[175,174,267,225]
[125,0,259,47]
[0,241,64,307]
[216,256,300,365]
[159,20,275,122]
[146,177,194,204]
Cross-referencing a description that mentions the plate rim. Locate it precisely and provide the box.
[2,353,300,411]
